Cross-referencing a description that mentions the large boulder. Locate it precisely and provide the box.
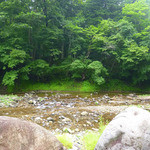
[0,116,65,150]
[95,106,150,150]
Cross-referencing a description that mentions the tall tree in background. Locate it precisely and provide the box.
[0,0,150,87]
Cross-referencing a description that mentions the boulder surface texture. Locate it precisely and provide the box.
[95,106,150,150]
[0,116,65,150]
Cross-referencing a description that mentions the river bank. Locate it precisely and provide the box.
[2,79,147,94]
[0,91,150,149]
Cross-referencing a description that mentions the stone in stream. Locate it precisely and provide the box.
[81,111,88,116]
[0,116,66,150]
[47,117,54,122]
[34,116,43,124]
[95,106,150,150]
[62,117,71,122]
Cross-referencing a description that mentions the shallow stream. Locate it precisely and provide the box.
[0,91,149,133]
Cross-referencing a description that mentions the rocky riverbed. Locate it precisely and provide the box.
[0,92,150,149]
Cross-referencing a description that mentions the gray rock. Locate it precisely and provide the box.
[47,117,54,122]
[0,116,66,150]
[95,106,150,150]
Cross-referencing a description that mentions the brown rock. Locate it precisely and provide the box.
[0,116,66,150]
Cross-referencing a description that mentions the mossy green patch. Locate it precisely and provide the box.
[14,80,99,92]
[82,116,108,150]
[11,79,142,93]
[0,95,19,105]
[82,131,100,150]
[56,134,73,149]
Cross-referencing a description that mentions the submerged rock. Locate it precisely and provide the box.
[95,106,150,150]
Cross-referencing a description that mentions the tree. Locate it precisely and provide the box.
[122,0,150,31]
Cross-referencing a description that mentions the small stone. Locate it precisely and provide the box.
[47,117,54,122]
[59,116,64,119]
[87,121,92,125]
[55,128,61,133]
[51,113,55,116]
[28,100,35,104]
[75,128,79,132]
[34,117,43,124]
[62,117,71,122]
[81,111,88,116]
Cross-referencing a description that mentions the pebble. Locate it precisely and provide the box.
[75,129,79,132]
[28,100,35,104]
[87,121,92,126]
[62,118,71,122]
[59,116,65,119]
[81,111,88,116]
[34,117,43,124]
[47,117,54,122]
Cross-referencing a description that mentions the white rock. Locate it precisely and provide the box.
[81,111,88,116]
[34,117,43,124]
[95,106,150,150]
[62,117,71,122]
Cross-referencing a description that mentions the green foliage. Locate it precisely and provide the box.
[29,59,50,80]
[0,94,19,105]
[8,49,27,68]
[88,61,108,85]
[80,81,99,92]
[121,43,148,70]
[70,59,86,80]
[1,0,150,90]
[122,0,149,31]
[2,71,18,86]
[82,116,107,150]
[99,116,108,135]
[57,134,73,149]
[99,79,141,92]
[82,131,100,150]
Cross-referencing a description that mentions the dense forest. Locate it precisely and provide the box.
[0,0,150,90]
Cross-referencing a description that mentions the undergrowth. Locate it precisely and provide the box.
[56,134,73,149]
[8,79,142,93]
[82,116,108,150]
